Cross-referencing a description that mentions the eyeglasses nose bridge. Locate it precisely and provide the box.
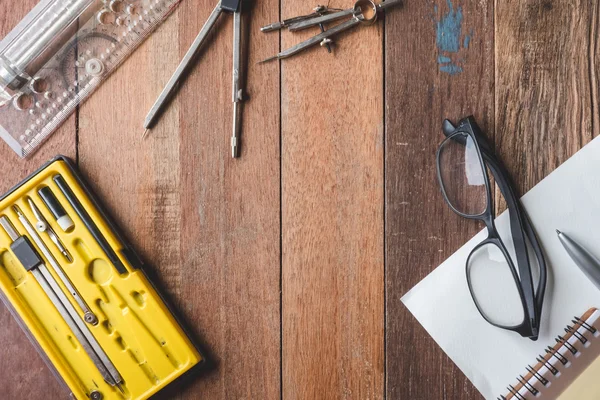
[482,215,498,237]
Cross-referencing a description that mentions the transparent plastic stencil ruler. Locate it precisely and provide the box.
[0,0,181,157]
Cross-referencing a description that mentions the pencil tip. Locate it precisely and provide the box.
[142,128,149,140]
[556,229,562,235]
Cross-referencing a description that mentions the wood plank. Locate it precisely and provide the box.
[384,0,494,398]
[77,0,281,398]
[176,1,281,398]
[495,0,599,206]
[280,1,384,398]
[0,1,77,398]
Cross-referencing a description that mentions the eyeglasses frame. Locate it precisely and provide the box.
[435,116,547,341]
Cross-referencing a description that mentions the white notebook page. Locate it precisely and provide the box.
[402,136,600,399]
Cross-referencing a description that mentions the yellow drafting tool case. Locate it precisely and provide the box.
[0,156,204,400]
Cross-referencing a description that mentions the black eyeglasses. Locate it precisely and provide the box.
[436,116,547,341]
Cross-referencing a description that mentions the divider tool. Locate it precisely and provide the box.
[28,198,73,263]
[22,200,96,325]
[0,213,123,393]
[261,5,345,53]
[144,0,247,159]
[260,5,343,32]
[260,0,402,63]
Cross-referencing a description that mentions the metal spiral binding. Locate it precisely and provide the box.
[525,365,548,386]
[507,385,526,400]
[545,346,568,365]
[501,314,595,399]
[517,375,539,395]
[556,335,578,355]
[536,356,558,375]
[565,325,587,344]
[574,317,597,334]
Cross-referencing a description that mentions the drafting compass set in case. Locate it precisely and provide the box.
[0,156,203,399]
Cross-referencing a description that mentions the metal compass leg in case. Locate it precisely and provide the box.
[144,0,246,159]
[0,213,123,398]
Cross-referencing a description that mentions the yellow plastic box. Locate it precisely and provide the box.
[0,156,203,399]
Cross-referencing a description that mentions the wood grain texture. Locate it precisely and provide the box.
[0,1,76,399]
[280,1,385,399]
[176,1,281,398]
[78,0,281,399]
[2,0,600,399]
[495,0,600,205]
[384,0,494,399]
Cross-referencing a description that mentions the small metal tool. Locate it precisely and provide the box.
[261,5,343,53]
[314,6,334,53]
[17,203,98,326]
[0,213,122,391]
[260,5,342,32]
[28,198,73,263]
[288,6,356,32]
[26,197,100,328]
[260,0,402,63]
[144,0,247,159]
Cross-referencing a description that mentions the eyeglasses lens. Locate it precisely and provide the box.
[438,133,488,216]
[468,242,525,327]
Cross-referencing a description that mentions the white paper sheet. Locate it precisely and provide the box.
[402,135,600,400]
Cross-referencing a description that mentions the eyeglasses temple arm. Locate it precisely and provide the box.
[483,152,548,325]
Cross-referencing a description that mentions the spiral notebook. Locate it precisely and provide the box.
[402,135,600,399]
[502,308,600,399]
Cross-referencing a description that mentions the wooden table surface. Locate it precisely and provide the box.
[0,0,598,399]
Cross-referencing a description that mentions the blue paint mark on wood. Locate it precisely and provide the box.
[436,0,463,53]
[433,0,471,75]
